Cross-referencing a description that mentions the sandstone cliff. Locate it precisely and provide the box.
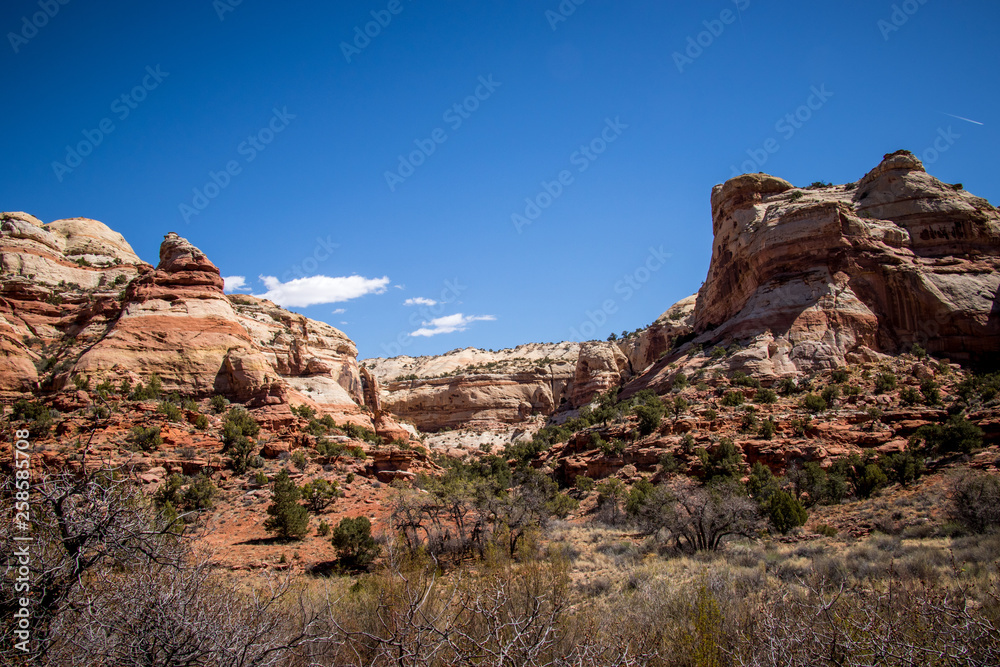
[626,151,999,394]
[0,218,388,430]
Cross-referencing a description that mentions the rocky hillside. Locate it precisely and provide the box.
[628,151,998,396]
[0,215,410,439]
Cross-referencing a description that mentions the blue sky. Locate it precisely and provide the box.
[2,0,997,359]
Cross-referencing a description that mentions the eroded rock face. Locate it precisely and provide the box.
[690,152,999,374]
[568,342,630,408]
[0,222,375,422]
[69,233,271,397]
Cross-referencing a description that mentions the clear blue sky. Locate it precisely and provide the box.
[3,0,997,359]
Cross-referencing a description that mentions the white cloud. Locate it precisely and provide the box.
[331,308,346,315]
[254,274,390,308]
[222,276,247,293]
[404,297,438,307]
[410,313,495,337]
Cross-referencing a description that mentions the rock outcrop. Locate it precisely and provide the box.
[630,152,999,394]
[0,219,388,434]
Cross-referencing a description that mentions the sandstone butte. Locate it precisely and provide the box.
[3,151,997,434]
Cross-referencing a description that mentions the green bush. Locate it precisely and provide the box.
[754,388,777,404]
[777,378,798,395]
[194,414,210,430]
[820,385,840,406]
[899,386,922,406]
[128,426,162,452]
[317,520,331,537]
[331,516,379,569]
[912,415,983,455]
[699,437,744,483]
[731,371,761,389]
[301,478,340,512]
[575,475,595,493]
[721,391,745,407]
[855,463,889,498]
[763,490,808,534]
[11,399,54,437]
[874,371,897,394]
[222,407,260,447]
[183,473,217,511]
[209,395,229,413]
[264,469,310,540]
[802,394,827,413]
[291,450,308,470]
[920,378,940,405]
[157,401,183,422]
[883,448,925,487]
[633,398,665,436]
[831,369,850,383]
[710,346,727,359]
[758,419,777,440]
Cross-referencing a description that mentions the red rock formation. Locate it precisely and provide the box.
[691,152,999,371]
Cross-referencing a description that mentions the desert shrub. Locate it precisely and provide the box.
[754,388,777,404]
[194,413,209,430]
[912,415,984,455]
[633,400,665,436]
[291,450,308,470]
[855,463,889,499]
[777,378,798,395]
[209,395,229,413]
[831,368,850,383]
[183,473,217,511]
[668,395,689,421]
[331,516,379,569]
[317,520,331,537]
[264,469,310,540]
[254,471,269,486]
[757,418,777,440]
[574,475,595,493]
[711,345,727,358]
[956,371,1000,405]
[920,378,941,405]
[130,373,162,400]
[157,401,183,422]
[595,478,628,525]
[951,472,1000,533]
[899,386,922,406]
[820,385,840,405]
[722,390,745,407]
[128,426,162,452]
[703,408,718,422]
[72,375,90,390]
[763,490,808,534]
[11,398,54,437]
[874,371,897,394]
[883,448,925,487]
[815,523,838,537]
[802,394,827,413]
[739,407,758,433]
[301,478,341,512]
[699,437,744,483]
[731,371,761,389]
[673,373,688,390]
[599,437,627,457]
[222,406,260,447]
